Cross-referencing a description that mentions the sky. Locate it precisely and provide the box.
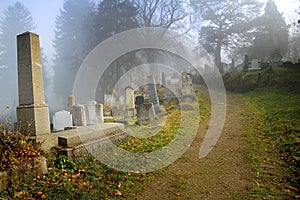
[0,0,299,68]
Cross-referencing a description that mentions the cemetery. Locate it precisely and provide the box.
[0,0,299,198]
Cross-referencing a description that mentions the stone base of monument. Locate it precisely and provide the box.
[57,123,128,162]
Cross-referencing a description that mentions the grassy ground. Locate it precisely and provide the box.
[0,90,210,199]
[242,87,300,199]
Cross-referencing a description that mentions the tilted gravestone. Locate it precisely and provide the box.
[52,110,73,131]
[147,75,161,112]
[16,32,50,137]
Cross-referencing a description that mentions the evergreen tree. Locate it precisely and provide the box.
[251,0,289,61]
[94,0,138,44]
[52,0,96,104]
[93,0,139,101]
[0,1,36,122]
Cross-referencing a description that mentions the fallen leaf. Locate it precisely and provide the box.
[41,194,46,199]
[114,190,122,196]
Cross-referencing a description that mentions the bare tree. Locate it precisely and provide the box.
[134,0,189,31]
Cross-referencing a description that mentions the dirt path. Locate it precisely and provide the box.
[135,95,251,200]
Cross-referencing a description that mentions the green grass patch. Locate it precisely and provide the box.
[0,89,210,199]
[242,87,300,199]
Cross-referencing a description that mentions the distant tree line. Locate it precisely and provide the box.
[0,0,298,112]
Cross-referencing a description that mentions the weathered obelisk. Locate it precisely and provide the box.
[16,32,50,138]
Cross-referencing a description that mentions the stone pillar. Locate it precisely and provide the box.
[96,103,104,124]
[161,72,166,86]
[125,86,135,117]
[68,95,75,114]
[16,32,50,137]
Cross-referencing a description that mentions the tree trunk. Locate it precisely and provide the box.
[215,39,223,73]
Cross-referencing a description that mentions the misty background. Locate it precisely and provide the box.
[0,0,299,123]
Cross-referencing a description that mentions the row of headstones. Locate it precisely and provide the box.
[52,100,104,132]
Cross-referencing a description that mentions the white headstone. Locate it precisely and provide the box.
[85,101,97,125]
[72,104,86,126]
[52,110,73,131]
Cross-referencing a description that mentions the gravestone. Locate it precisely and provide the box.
[125,86,135,117]
[181,72,196,102]
[135,96,144,105]
[147,75,161,112]
[16,32,50,137]
[96,103,104,124]
[136,103,156,124]
[182,72,194,96]
[52,110,73,131]
[85,101,97,125]
[72,104,86,126]
[248,59,261,71]
[68,95,75,114]
[243,54,249,71]
[161,72,166,86]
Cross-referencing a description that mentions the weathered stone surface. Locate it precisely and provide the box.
[57,123,127,162]
[85,101,97,125]
[72,104,86,126]
[68,95,75,113]
[96,103,104,124]
[147,75,161,113]
[136,103,156,124]
[58,123,125,147]
[34,156,48,176]
[53,110,73,131]
[16,32,50,142]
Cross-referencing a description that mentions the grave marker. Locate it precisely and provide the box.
[147,75,161,112]
[52,110,73,131]
[16,32,50,136]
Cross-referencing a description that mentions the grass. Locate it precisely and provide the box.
[242,86,300,199]
[0,89,210,199]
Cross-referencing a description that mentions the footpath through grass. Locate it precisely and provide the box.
[242,87,300,199]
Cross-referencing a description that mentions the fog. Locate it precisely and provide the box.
[0,0,299,123]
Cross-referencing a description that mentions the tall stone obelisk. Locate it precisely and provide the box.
[16,32,50,138]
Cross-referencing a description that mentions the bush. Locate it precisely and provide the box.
[0,124,41,171]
